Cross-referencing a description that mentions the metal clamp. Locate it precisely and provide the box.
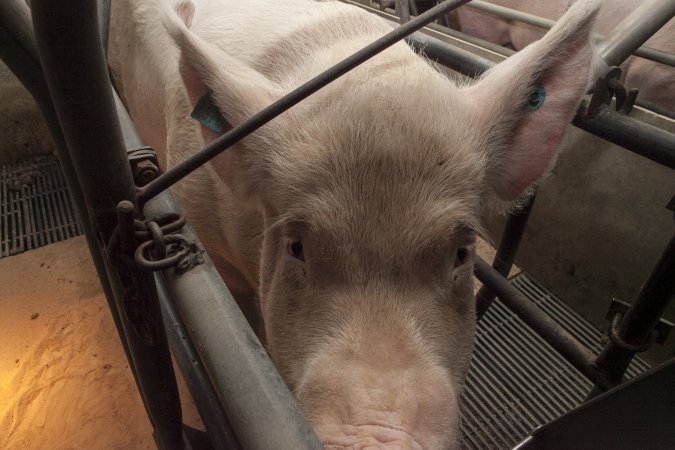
[607,312,655,353]
[606,298,673,347]
[127,145,160,186]
[588,66,638,117]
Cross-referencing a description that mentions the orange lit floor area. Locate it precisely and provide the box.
[0,236,201,450]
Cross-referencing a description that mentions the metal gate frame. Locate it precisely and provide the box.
[0,0,673,449]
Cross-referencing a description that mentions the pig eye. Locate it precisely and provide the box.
[287,240,304,261]
[454,247,470,268]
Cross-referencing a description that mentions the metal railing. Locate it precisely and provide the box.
[1,0,673,449]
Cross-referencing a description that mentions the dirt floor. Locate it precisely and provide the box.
[0,236,201,450]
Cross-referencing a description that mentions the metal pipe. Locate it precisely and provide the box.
[143,194,323,450]
[0,0,133,383]
[595,0,675,71]
[426,21,515,57]
[31,1,185,448]
[405,32,675,171]
[465,0,675,68]
[137,0,473,204]
[572,102,675,171]
[591,232,675,393]
[345,1,516,57]
[156,277,243,450]
[113,88,247,449]
[109,39,317,447]
[473,257,610,390]
[406,31,494,73]
[476,192,537,319]
[395,0,411,23]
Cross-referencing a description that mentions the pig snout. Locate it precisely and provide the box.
[294,334,462,450]
[317,424,424,450]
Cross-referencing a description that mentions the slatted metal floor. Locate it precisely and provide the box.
[461,273,650,449]
[0,154,82,258]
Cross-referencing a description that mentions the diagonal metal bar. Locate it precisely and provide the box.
[473,256,611,391]
[137,0,472,204]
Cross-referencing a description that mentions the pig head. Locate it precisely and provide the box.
[111,0,600,447]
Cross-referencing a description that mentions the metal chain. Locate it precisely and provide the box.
[132,214,205,273]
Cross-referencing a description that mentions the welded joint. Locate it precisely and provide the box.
[587,67,638,117]
[606,298,674,347]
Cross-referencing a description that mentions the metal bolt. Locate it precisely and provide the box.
[133,160,159,186]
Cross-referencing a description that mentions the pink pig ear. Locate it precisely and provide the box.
[466,0,600,201]
[163,1,281,128]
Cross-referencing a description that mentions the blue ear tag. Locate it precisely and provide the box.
[526,84,546,111]
[191,91,227,133]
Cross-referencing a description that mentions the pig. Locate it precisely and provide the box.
[454,0,675,115]
[108,0,600,447]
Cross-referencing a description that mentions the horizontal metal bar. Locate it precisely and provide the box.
[465,0,675,68]
[405,32,675,171]
[350,0,516,57]
[137,0,472,204]
[473,257,610,390]
[572,102,675,171]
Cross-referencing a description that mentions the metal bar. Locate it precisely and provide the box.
[0,0,130,379]
[395,0,411,23]
[111,59,321,448]
[473,257,610,390]
[156,277,242,450]
[137,0,472,204]
[572,102,675,171]
[407,28,494,75]
[404,32,675,171]
[476,192,536,319]
[591,232,675,394]
[425,20,515,57]
[144,193,323,450]
[30,1,185,448]
[464,0,675,68]
[595,0,675,70]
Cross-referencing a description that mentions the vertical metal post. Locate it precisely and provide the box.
[395,0,411,23]
[590,231,675,395]
[0,0,131,381]
[476,192,537,319]
[31,1,185,448]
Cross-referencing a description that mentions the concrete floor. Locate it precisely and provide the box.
[483,108,675,366]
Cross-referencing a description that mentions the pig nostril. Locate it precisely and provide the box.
[288,240,305,261]
[454,247,469,268]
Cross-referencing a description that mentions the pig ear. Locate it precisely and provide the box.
[163,1,281,127]
[466,0,600,201]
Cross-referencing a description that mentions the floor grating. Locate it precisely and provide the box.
[1,154,82,258]
[461,273,650,449]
